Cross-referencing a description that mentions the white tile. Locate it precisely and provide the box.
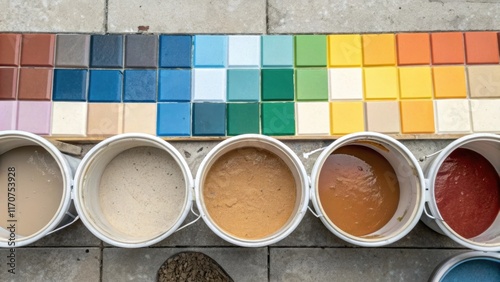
[470,99,500,132]
[51,102,87,136]
[296,102,330,135]
[192,69,227,102]
[328,68,363,100]
[435,100,471,133]
[228,35,261,67]
[123,103,157,134]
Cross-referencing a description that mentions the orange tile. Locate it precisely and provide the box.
[431,32,465,64]
[433,66,467,99]
[397,33,431,65]
[400,100,435,134]
[464,32,499,64]
[362,34,396,66]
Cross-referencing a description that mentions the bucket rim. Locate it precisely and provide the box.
[194,134,310,247]
[0,130,73,248]
[309,131,425,247]
[73,133,194,248]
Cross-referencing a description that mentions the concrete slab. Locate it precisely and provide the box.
[268,0,500,33]
[31,221,101,247]
[0,0,105,32]
[102,247,267,281]
[107,0,266,33]
[0,248,100,281]
[269,248,467,281]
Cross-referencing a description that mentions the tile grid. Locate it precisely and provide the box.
[1,32,500,138]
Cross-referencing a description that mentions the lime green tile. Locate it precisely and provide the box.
[261,102,295,135]
[295,35,327,67]
[296,68,328,101]
[261,69,294,101]
[227,103,260,135]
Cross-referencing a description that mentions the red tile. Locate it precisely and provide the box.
[18,68,53,100]
[20,34,55,67]
[464,32,499,64]
[397,33,431,65]
[0,34,21,66]
[0,68,18,100]
[431,32,465,64]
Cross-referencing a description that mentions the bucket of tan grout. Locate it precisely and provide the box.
[421,133,500,251]
[0,130,79,248]
[73,133,193,248]
[195,134,309,247]
[310,132,425,247]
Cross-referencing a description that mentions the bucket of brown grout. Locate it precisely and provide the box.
[73,133,193,248]
[421,133,500,251]
[310,132,425,247]
[0,130,79,248]
[194,134,309,247]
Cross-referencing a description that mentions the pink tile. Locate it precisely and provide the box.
[0,101,18,130]
[17,101,52,135]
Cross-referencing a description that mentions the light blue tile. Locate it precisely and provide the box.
[194,35,227,67]
[157,103,191,136]
[262,35,294,67]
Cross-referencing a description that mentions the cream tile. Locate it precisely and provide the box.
[296,102,330,135]
[328,68,363,100]
[470,99,500,132]
[51,102,88,136]
[123,103,157,135]
[435,100,471,133]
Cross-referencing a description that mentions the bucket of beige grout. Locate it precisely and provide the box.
[421,133,500,252]
[195,134,309,247]
[74,133,193,248]
[310,132,425,247]
[0,130,79,248]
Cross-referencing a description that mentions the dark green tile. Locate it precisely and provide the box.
[261,69,294,101]
[227,103,260,135]
[261,102,295,135]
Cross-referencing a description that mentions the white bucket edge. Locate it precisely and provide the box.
[73,133,194,248]
[428,251,500,282]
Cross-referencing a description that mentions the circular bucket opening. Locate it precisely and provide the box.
[0,130,72,247]
[425,134,500,251]
[429,251,500,282]
[195,134,309,247]
[74,134,192,248]
[311,132,424,247]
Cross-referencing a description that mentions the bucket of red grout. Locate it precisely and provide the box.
[421,133,500,251]
[310,132,425,247]
[429,251,500,282]
[0,130,79,248]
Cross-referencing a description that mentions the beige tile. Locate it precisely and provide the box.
[87,103,123,136]
[123,103,157,135]
[435,100,471,133]
[470,99,500,132]
[467,65,500,98]
[365,102,400,133]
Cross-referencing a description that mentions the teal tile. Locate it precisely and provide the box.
[262,35,294,67]
[227,69,260,101]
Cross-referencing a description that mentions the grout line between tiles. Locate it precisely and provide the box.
[266,0,269,35]
[104,0,109,34]
[100,240,104,282]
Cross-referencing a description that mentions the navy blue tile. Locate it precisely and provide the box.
[90,35,123,68]
[52,69,87,101]
[157,103,191,136]
[158,69,191,102]
[159,35,192,68]
[89,70,122,102]
[123,70,157,102]
[125,35,158,68]
[192,103,226,136]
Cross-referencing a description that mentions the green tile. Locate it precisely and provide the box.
[296,68,328,101]
[261,69,294,101]
[227,69,260,101]
[295,35,327,67]
[227,103,260,135]
[261,102,295,135]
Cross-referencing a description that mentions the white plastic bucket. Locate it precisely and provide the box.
[421,133,500,251]
[0,130,79,248]
[73,133,193,248]
[310,132,425,247]
[195,134,309,247]
[429,251,500,282]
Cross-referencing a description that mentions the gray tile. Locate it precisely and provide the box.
[0,0,105,32]
[31,220,102,247]
[125,35,158,68]
[107,0,266,33]
[56,34,90,67]
[268,0,500,33]
[0,248,100,282]
[102,247,267,282]
[270,248,467,282]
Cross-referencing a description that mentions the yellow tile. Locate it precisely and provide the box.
[432,66,467,98]
[400,100,435,133]
[399,67,433,99]
[364,67,399,100]
[330,102,365,134]
[362,34,396,66]
[328,34,362,67]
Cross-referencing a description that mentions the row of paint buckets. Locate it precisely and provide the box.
[0,131,498,274]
